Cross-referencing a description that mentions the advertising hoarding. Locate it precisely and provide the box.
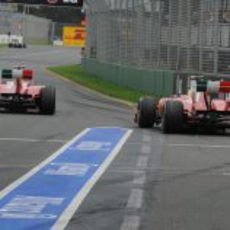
[63,26,85,47]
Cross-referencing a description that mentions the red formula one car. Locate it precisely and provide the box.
[134,79,230,133]
[0,68,55,114]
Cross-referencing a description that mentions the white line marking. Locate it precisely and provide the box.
[52,129,133,230]
[137,156,148,170]
[133,171,146,186]
[223,172,230,176]
[142,135,151,143]
[120,216,140,230]
[46,139,67,143]
[0,164,34,169]
[0,138,66,143]
[0,128,133,230]
[0,128,90,199]
[127,188,143,209]
[2,50,64,59]
[168,144,230,149]
[0,138,38,142]
[141,145,151,155]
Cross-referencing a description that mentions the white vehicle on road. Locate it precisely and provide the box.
[8,36,27,48]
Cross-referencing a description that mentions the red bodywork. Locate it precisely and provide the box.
[0,80,43,97]
[0,69,45,110]
[158,92,230,128]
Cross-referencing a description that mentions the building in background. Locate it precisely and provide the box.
[0,4,52,45]
[0,2,84,45]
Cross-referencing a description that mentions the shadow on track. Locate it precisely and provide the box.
[0,108,54,117]
[132,124,230,137]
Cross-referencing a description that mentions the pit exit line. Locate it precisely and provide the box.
[0,127,132,230]
[168,143,230,148]
[0,138,67,143]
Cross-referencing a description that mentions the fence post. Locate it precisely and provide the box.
[214,0,219,75]
[199,1,203,73]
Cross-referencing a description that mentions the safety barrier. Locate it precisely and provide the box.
[82,58,176,97]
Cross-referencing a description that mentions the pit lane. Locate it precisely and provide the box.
[0,46,230,230]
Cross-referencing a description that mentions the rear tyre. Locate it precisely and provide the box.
[137,97,157,128]
[39,86,56,115]
[162,101,183,134]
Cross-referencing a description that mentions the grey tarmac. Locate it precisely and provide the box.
[0,46,230,230]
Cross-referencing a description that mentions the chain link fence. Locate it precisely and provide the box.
[85,0,230,77]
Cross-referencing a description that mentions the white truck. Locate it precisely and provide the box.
[8,36,27,48]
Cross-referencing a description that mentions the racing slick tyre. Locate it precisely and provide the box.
[162,101,183,134]
[137,97,157,128]
[39,86,56,115]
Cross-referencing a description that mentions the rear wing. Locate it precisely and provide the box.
[1,69,34,81]
[191,80,230,94]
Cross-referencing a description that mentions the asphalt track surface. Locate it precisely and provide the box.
[1,46,230,230]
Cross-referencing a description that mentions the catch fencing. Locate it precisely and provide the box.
[85,0,230,87]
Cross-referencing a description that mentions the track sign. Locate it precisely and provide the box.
[63,26,86,47]
[1,0,83,7]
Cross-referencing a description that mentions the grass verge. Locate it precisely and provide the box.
[25,38,50,45]
[0,44,7,48]
[48,65,143,103]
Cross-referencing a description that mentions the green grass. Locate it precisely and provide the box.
[48,65,144,103]
[0,44,7,48]
[25,38,50,45]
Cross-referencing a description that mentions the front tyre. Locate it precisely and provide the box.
[39,86,56,115]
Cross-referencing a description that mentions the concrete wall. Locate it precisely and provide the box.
[0,12,51,45]
[82,58,176,97]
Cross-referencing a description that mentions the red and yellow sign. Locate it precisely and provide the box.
[63,26,86,47]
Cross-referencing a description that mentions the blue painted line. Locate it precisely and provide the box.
[0,127,132,230]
